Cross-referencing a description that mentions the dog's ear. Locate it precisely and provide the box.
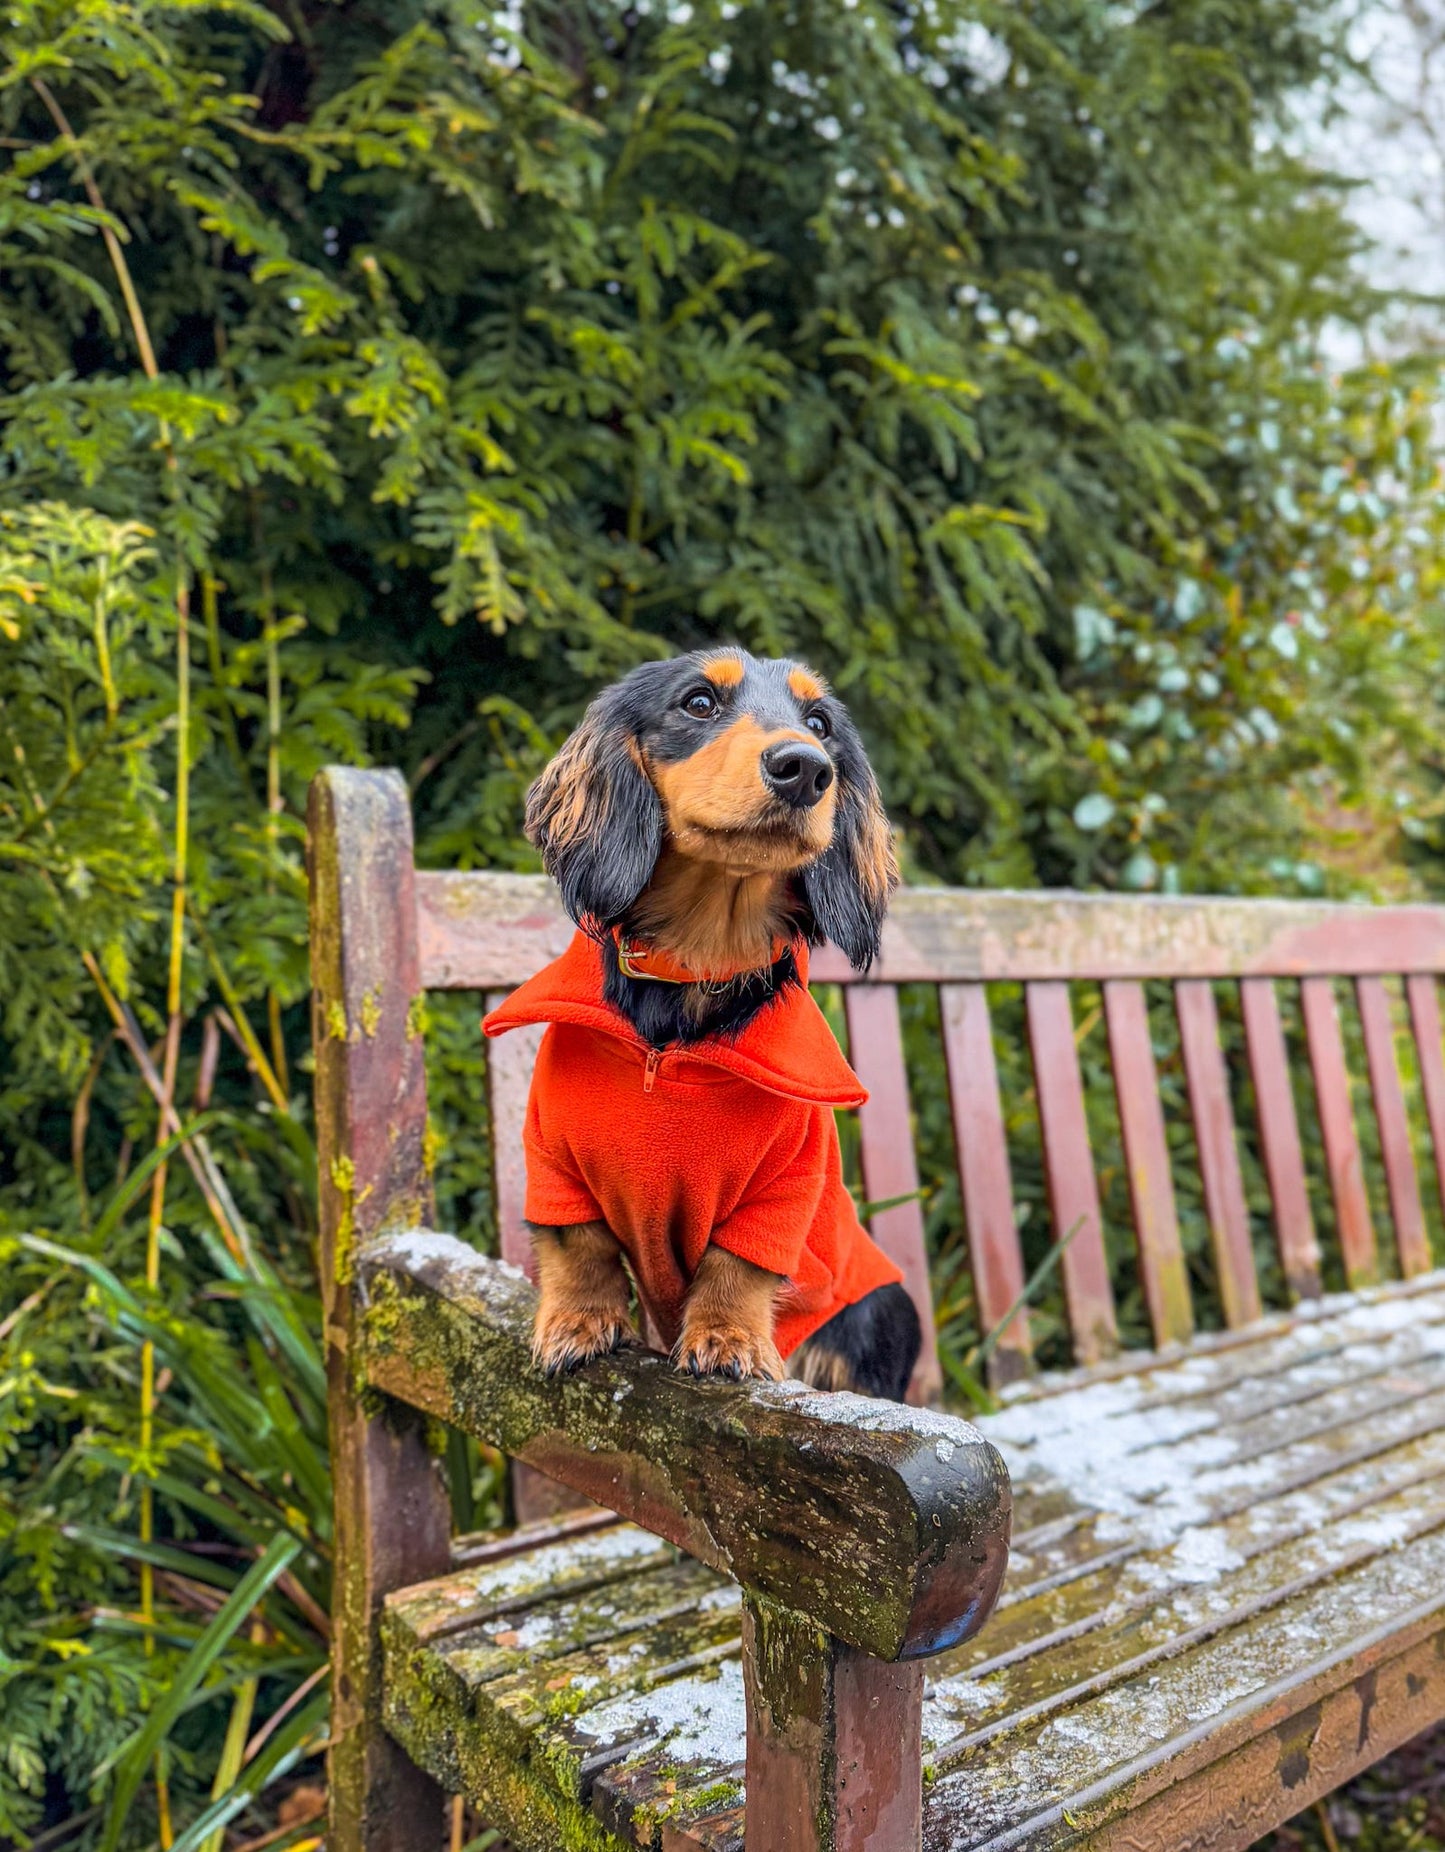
[797,720,898,971]
[525,694,662,928]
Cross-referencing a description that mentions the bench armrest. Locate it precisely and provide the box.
[358,1231,1011,1662]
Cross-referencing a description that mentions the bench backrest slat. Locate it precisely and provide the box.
[416,868,1445,1392]
[1103,979,1194,1348]
[1240,977,1321,1301]
[941,983,1032,1378]
[842,984,942,1403]
[1025,980,1118,1365]
[1408,975,1445,1231]
[483,994,543,1275]
[1176,978,1262,1329]
[1301,975,1378,1288]
[415,874,1445,986]
[1357,975,1431,1277]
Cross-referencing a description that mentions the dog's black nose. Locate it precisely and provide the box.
[761,740,834,809]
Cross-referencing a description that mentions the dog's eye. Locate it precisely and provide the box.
[683,689,717,719]
[805,710,831,740]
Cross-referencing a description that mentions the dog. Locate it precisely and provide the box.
[481,648,922,1399]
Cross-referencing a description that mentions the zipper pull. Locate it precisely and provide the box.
[643,1048,660,1094]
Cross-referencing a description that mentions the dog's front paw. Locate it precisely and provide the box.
[674,1322,784,1383]
[532,1306,636,1377]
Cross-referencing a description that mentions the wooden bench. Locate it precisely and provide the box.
[310,766,1445,1852]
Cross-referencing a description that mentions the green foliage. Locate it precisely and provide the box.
[2,0,1444,1842]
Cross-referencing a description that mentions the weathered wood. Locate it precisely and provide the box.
[922,1526,1445,1849]
[939,983,1031,1383]
[358,1230,1012,1663]
[1176,980,1261,1328]
[1407,974,1445,1228]
[1357,976,1431,1278]
[1301,976,1377,1287]
[843,983,943,1404]
[480,995,586,1525]
[415,870,1445,988]
[1102,980,1192,1348]
[398,1523,680,1645]
[1024,982,1117,1364]
[367,1262,1445,1852]
[742,1593,924,1852]
[1240,977,1322,1301]
[381,1607,623,1852]
[1026,1615,1445,1852]
[945,1421,1445,1688]
[929,1453,1445,1765]
[482,993,543,1276]
[308,769,452,1852]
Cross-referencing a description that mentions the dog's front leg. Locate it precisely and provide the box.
[530,1221,637,1376]
[675,1244,785,1381]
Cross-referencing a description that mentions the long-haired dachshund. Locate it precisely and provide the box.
[482,648,922,1399]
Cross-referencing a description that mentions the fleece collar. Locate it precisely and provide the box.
[482,930,868,1109]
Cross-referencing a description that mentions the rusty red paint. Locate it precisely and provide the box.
[743,1597,924,1852]
[1240,977,1321,1302]
[1301,977,1377,1288]
[940,982,1031,1382]
[308,770,452,1852]
[416,872,1445,989]
[843,983,943,1405]
[1407,974,1445,1231]
[1176,980,1261,1329]
[1025,981,1117,1365]
[1103,980,1193,1348]
[1357,977,1431,1278]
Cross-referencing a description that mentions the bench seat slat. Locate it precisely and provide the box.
[1102,980,1193,1348]
[940,983,1031,1382]
[1302,977,1378,1287]
[923,1519,1445,1849]
[1357,976,1432,1278]
[1024,981,1117,1364]
[1175,979,1261,1328]
[1240,975,1322,1301]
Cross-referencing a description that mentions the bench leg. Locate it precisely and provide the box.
[742,1593,924,1852]
[310,770,455,1851]
[330,1400,452,1852]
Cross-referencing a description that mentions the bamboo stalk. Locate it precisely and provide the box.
[82,952,254,1269]
[200,1622,264,1852]
[252,515,291,1100]
[189,909,292,1116]
[40,76,188,1842]
[139,573,190,1850]
[30,81,160,383]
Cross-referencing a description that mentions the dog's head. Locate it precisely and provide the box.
[524,649,897,969]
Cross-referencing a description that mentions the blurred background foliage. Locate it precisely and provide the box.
[3,0,1445,1844]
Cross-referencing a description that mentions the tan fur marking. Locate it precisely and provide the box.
[788,1338,860,1393]
[788,665,826,702]
[856,775,901,906]
[699,652,745,688]
[629,849,793,981]
[651,717,838,867]
[530,1221,637,1373]
[525,719,603,854]
[676,1244,784,1381]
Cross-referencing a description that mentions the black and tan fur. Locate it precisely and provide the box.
[523,648,918,1398]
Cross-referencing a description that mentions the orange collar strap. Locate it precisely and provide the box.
[612,927,792,986]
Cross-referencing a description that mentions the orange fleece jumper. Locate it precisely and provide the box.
[482,931,902,1357]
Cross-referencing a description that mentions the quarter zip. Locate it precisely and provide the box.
[642,1048,661,1094]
